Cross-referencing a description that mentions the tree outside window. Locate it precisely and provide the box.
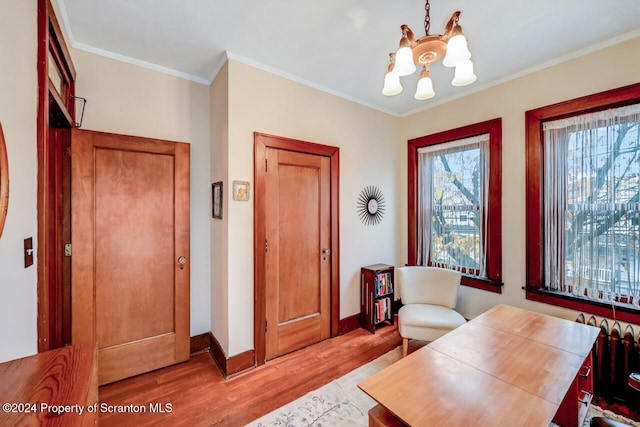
[526,83,640,323]
[408,118,502,293]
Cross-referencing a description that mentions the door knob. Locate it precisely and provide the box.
[177,256,187,270]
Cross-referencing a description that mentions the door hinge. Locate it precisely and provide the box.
[265,320,268,332]
[64,243,72,257]
[265,239,269,253]
[265,158,268,172]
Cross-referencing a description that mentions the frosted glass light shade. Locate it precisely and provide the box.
[451,59,477,86]
[443,33,471,68]
[382,72,403,96]
[394,46,416,76]
[414,75,435,100]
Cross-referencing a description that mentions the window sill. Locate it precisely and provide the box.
[461,276,502,294]
[526,288,640,324]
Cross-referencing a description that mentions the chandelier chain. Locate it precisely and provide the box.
[424,0,431,35]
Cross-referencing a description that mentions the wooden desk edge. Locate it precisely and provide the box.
[369,404,407,427]
[362,305,600,427]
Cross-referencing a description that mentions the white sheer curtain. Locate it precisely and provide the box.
[543,103,640,303]
[417,133,489,277]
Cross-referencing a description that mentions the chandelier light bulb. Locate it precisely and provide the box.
[382,71,403,96]
[443,26,471,68]
[451,59,477,86]
[414,66,435,100]
[394,36,416,76]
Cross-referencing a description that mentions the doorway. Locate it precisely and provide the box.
[254,133,340,365]
[37,0,76,351]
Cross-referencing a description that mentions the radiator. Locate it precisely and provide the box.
[576,313,638,403]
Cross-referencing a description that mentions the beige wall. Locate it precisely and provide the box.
[400,36,640,322]
[222,60,401,356]
[72,49,213,336]
[210,62,230,352]
[0,0,39,363]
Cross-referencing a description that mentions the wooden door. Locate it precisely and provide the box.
[71,129,190,385]
[265,148,331,359]
[50,126,72,348]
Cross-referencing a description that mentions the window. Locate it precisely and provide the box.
[408,118,502,293]
[526,83,640,323]
[418,134,488,274]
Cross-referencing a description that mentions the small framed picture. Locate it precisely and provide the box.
[233,180,250,201]
[212,181,223,219]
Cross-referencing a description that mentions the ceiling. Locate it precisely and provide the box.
[57,0,640,117]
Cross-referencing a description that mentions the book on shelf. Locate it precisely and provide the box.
[373,297,392,324]
[374,272,393,297]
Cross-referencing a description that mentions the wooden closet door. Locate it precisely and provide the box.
[71,129,190,385]
[264,148,331,359]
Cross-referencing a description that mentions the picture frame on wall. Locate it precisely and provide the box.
[233,180,250,201]
[212,181,223,219]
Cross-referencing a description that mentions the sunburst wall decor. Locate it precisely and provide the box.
[357,185,386,226]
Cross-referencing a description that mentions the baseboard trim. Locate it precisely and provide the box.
[207,332,255,379]
[226,350,255,377]
[192,317,362,379]
[190,332,214,355]
[338,313,361,335]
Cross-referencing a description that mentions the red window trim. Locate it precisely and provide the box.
[408,118,503,293]
[525,82,640,324]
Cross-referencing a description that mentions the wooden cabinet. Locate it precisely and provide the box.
[361,264,395,333]
[553,353,594,427]
[368,404,406,427]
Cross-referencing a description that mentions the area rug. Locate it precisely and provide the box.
[246,346,640,427]
[245,348,402,427]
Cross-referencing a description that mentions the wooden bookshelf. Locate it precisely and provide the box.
[361,264,395,333]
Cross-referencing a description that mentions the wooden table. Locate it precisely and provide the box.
[0,344,98,426]
[358,304,600,427]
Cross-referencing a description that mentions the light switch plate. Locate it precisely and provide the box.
[24,237,33,268]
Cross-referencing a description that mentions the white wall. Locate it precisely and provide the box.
[0,1,39,363]
[210,62,230,352]
[72,49,212,336]
[400,36,640,322]
[221,60,401,356]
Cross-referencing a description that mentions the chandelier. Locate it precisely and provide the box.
[382,0,476,100]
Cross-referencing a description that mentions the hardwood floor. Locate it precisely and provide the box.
[98,325,402,426]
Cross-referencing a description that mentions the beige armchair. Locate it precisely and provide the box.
[396,266,466,357]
